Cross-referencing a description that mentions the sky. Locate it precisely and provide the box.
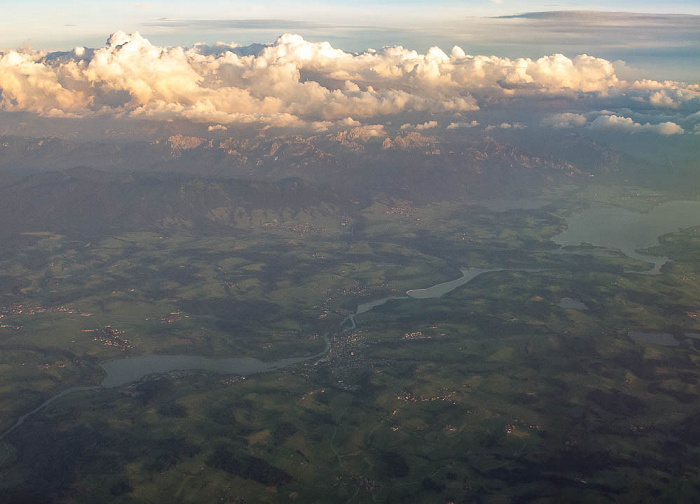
[0,1,698,140]
[2,1,698,58]
[1,1,698,82]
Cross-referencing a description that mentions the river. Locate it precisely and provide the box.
[19,197,698,437]
[3,264,521,440]
[0,336,330,441]
[6,198,700,442]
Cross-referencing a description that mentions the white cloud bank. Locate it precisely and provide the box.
[401,121,438,130]
[0,32,697,129]
[544,110,689,135]
[590,115,684,135]
[543,113,588,128]
[446,120,479,129]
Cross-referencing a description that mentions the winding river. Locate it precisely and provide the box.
[6,198,700,442]
[9,199,699,440]
[0,337,330,441]
[2,265,522,440]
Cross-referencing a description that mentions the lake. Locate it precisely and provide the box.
[406,267,502,299]
[554,201,700,273]
[101,335,330,388]
[628,331,679,347]
[558,297,588,311]
[356,296,407,315]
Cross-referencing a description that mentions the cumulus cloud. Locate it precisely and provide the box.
[0,32,482,126]
[489,12,699,80]
[338,117,361,127]
[486,122,525,131]
[342,124,387,140]
[416,121,438,130]
[543,112,588,128]
[590,115,684,135]
[401,120,438,130]
[629,80,700,108]
[649,91,680,109]
[0,31,697,129]
[446,120,479,129]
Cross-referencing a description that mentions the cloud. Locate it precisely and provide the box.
[144,18,326,30]
[486,122,525,131]
[401,120,438,130]
[543,112,588,128]
[342,124,387,140]
[495,11,697,23]
[0,32,483,126]
[630,82,700,109]
[338,117,361,127]
[0,31,697,129]
[649,91,680,109]
[590,115,684,135]
[446,120,478,129]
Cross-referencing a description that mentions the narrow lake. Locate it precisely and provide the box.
[1,264,545,439]
[356,296,407,315]
[101,336,331,388]
[0,337,331,440]
[2,267,505,438]
[105,268,508,387]
[406,267,502,299]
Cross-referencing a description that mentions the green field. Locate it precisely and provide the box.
[2,177,700,503]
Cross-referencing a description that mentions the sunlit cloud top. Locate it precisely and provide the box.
[0,31,697,136]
